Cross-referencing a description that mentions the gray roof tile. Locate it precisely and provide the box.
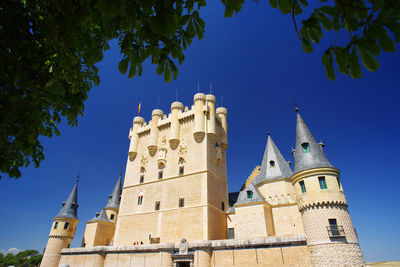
[293,112,334,173]
[55,183,78,220]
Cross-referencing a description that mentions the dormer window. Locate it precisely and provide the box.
[247,190,253,199]
[302,143,310,153]
[269,160,275,167]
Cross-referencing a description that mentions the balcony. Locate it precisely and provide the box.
[327,225,345,238]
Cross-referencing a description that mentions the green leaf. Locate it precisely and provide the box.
[319,5,336,16]
[379,29,396,52]
[349,48,362,79]
[164,63,171,82]
[186,20,196,38]
[357,46,379,72]
[301,37,313,53]
[269,0,278,8]
[322,49,335,80]
[298,0,308,7]
[279,0,292,15]
[128,65,137,78]
[156,60,165,75]
[118,58,129,74]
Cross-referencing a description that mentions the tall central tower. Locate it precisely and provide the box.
[113,93,229,245]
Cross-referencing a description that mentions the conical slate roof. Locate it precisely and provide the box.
[88,209,111,223]
[235,182,264,206]
[55,183,78,220]
[293,112,334,174]
[105,176,122,210]
[253,134,293,185]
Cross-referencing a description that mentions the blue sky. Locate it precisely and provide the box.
[1,1,399,263]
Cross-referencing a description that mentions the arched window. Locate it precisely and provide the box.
[178,157,185,176]
[139,167,145,183]
[137,190,144,205]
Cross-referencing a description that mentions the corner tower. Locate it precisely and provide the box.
[291,111,364,266]
[41,180,79,267]
[114,93,229,245]
[81,174,122,247]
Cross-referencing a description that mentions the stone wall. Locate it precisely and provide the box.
[308,243,364,266]
[59,235,310,267]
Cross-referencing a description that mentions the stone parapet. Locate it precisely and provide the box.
[61,234,307,256]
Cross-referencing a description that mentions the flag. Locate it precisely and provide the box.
[138,101,142,116]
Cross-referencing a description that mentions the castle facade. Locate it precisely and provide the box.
[41,93,364,267]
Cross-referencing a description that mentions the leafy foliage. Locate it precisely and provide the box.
[223,0,400,80]
[0,0,206,179]
[0,0,398,179]
[0,250,43,266]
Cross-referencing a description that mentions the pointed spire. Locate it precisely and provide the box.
[105,173,122,210]
[55,180,79,220]
[253,134,293,185]
[88,209,111,223]
[235,181,264,205]
[293,112,334,174]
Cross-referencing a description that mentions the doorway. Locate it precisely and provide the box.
[177,262,190,267]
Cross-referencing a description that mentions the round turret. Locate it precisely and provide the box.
[148,109,164,155]
[128,116,145,160]
[193,93,206,142]
[169,102,184,148]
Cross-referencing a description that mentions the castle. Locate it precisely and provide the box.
[40,93,365,267]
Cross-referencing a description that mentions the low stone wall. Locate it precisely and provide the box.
[59,234,310,267]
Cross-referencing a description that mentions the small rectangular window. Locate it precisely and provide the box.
[302,143,310,153]
[138,196,143,205]
[139,175,144,183]
[328,218,340,236]
[227,228,235,239]
[155,201,160,211]
[67,244,70,248]
[319,176,327,189]
[179,166,184,176]
[247,190,253,199]
[337,177,341,189]
[64,222,69,230]
[179,198,184,208]
[299,181,306,193]
[158,171,163,180]
[54,222,58,229]
[221,201,225,211]
[110,214,115,220]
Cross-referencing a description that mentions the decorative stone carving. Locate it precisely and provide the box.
[178,140,187,158]
[179,239,188,255]
[140,152,149,168]
[157,136,167,167]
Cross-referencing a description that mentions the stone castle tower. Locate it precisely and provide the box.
[291,110,364,265]
[41,182,79,267]
[113,93,229,245]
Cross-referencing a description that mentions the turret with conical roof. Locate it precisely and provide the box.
[293,111,334,174]
[55,183,79,220]
[253,133,293,185]
[41,178,80,267]
[81,171,123,248]
[290,110,364,266]
[105,175,122,210]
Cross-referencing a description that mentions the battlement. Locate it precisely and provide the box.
[128,94,228,160]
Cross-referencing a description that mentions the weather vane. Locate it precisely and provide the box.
[266,125,270,136]
[291,98,299,112]
[76,172,80,184]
